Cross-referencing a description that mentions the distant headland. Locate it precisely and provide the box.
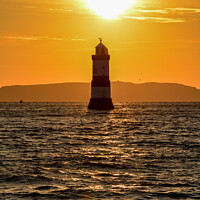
[0,81,199,102]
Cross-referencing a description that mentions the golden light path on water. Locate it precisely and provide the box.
[85,0,135,19]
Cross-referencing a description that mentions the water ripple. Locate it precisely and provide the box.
[0,102,199,199]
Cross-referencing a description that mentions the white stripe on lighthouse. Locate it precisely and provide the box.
[92,87,110,98]
[93,60,109,77]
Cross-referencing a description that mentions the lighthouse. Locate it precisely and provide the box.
[88,39,114,110]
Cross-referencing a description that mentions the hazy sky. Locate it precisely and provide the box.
[1,0,200,88]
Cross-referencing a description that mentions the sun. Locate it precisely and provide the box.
[85,0,135,19]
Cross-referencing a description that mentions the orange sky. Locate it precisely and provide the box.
[0,0,200,88]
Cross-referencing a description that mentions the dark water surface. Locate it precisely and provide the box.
[0,102,199,199]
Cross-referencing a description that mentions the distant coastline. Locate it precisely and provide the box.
[0,81,200,102]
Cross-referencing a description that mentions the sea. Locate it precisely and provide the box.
[0,102,199,200]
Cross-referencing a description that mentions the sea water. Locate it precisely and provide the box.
[0,102,199,199]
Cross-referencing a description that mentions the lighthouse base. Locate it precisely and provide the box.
[88,98,114,110]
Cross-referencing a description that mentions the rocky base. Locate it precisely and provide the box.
[88,98,114,110]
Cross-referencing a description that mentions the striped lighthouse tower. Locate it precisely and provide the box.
[88,39,114,110]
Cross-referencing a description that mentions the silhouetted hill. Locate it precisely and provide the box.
[0,82,199,102]
[112,82,200,102]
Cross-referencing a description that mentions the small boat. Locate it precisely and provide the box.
[20,100,23,103]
